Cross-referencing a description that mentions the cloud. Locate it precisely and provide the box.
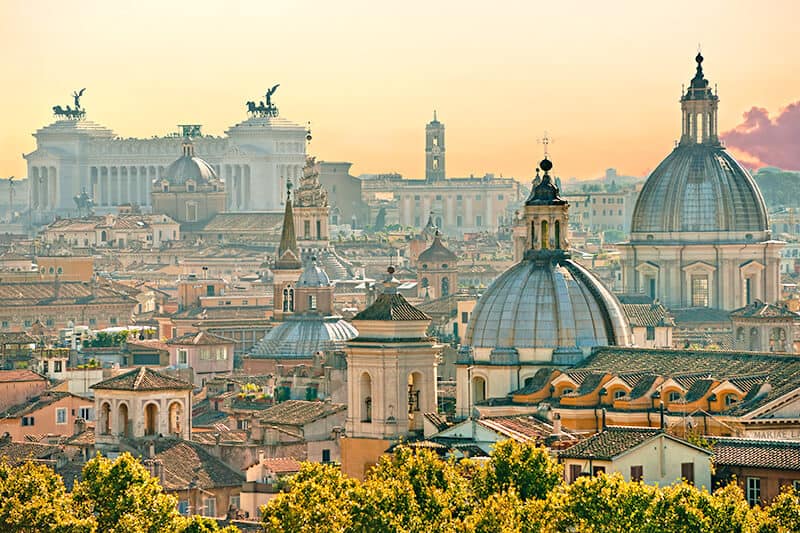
[721,101,800,171]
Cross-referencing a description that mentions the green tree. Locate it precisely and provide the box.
[0,460,95,532]
[180,515,240,533]
[761,485,800,533]
[475,440,562,501]
[261,462,357,533]
[72,453,183,533]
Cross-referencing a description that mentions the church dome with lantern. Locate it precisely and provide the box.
[162,138,220,185]
[630,53,768,239]
[463,157,631,364]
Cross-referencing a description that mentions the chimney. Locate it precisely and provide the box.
[74,417,86,436]
[148,441,155,459]
[601,408,607,430]
[258,450,265,465]
[551,413,562,436]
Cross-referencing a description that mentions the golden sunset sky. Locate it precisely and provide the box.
[1,0,798,181]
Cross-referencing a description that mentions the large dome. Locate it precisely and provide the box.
[249,316,358,359]
[463,257,631,360]
[163,140,219,185]
[631,144,768,236]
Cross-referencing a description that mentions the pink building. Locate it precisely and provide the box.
[0,370,49,413]
[0,391,94,441]
[167,331,234,385]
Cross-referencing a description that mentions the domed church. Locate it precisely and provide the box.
[456,157,632,418]
[619,54,782,311]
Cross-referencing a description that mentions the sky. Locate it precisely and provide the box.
[1,0,799,182]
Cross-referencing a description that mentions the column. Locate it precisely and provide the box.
[243,165,251,210]
[120,168,128,204]
[41,168,49,210]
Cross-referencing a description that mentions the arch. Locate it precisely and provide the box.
[554,220,561,249]
[736,327,745,343]
[145,402,159,436]
[540,220,549,249]
[472,376,486,404]
[441,277,450,297]
[531,220,536,248]
[770,327,787,352]
[359,372,372,422]
[749,327,760,352]
[100,402,111,435]
[117,403,129,437]
[168,401,183,435]
[724,392,739,407]
[100,230,107,242]
[421,277,429,288]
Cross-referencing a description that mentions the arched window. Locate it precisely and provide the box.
[724,393,739,406]
[100,402,111,435]
[421,277,429,288]
[554,220,561,249]
[145,403,158,436]
[749,327,760,352]
[118,403,129,437]
[736,327,745,343]
[308,294,317,311]
[614,390,627,400]
[441,277,450,297]
[168,401,183,435]
[540,220,549,249]
[668,391,682,402]
[472,376,486,404]
[770,327,787,352]
[360,373,372,422]
[283,286,295,312]
[101,230,107,242]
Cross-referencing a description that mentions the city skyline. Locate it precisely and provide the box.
[2,0,799,182]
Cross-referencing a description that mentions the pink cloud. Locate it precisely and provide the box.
[721,101,800,171]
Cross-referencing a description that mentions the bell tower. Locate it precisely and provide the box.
[523,153,569,258]
[273,181,303,320]
[425,111,445,182]
[680,52,719,145]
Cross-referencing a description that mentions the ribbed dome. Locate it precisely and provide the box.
[249,316,358,359]
[297,260,331,287]
[163,154,218,185]
[631,141,768,236]
[464,258,631,354]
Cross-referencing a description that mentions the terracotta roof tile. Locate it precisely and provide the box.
[621,303,675,327]
[259,400,346,426]
[712,437,800,471]
[559,427,664,460]
[91,367,192,391]
[0,369,47,383]
[353,293,430,321]
[154,439,243,490]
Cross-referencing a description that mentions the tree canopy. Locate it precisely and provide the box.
[262,440,800,533]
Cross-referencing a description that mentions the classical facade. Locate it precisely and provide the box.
[360,113,522,236]
[23,91,308,220]
[341,267,441,479]
[457,156,632,418]
[618,54,782,311]
[730,300,800,353]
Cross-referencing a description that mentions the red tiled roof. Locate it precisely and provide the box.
[260,457,302,474]
[91,367,192,391]
[0,369,47,383]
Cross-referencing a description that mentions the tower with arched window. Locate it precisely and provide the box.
[273,182,303,320]
[92,367,192,450]
[342,267,441,479]
[416,230,458,299]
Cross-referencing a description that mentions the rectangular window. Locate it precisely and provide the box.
[309,294,317,310]
[569,464,582,482]
[475,195,481,200]
[304,220,311,238]
[178,500,189,515]
[646,327,656,341]
[461,311,469,324]
[178,349,188,365]
[414,195,420,201]
[203,498,216,517]
[435,195,442,200]
[110,317,117,325]
[498,194,504,200]
[1,321,7,328]
[79,407,93,421]
[24,320,32,328]
[691,275,709,307]
[747,477,761,506]
[46,319,54,327]
[630,465,643,482]
[592,465,606,476]
[230,495,240,510]
[186,203,198,222]
[476,216,482,227]
[43,361,49,373]
[322,449,331,463]
[54,360,62,372]
[56,408,67,424]
[681,462,695,485]
[89,318,96,326]
[22,416,34,426]
[456,215,463,227]
[456,195,462,201]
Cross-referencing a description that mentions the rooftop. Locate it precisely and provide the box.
[712,437,800,471]
[91,367,192,392]
[258,399,346,426]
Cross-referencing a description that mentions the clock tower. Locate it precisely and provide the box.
[425,111,445,182]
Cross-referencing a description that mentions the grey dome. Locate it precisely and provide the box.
[297,260,331,287]
[631,144,768,236]
[464,258,631,354]
[249,316,358,359]
[163,154,218,185]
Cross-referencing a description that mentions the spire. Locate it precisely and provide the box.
[275,181,301,270]
[433,109,437,122]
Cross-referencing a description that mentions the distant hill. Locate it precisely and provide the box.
[753,167,800,209]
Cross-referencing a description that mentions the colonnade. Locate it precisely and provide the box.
[30,166,58,210]
[224,164,252,210]
[90,165,159,207]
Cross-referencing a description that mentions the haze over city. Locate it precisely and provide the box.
[2,0,799,181]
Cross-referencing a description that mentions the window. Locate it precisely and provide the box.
[56,407,67,425]
[746,477,761,506]
[46,318,54,327]
[476,216,482,227]
[186,202,198,222]
[614,390,626,400]
[681,462,695,485]
[24,320,32,328]
[456,215,463,227]
[309,295,317,310]
[322,449,331,463]
[414,195,420,201]
[725,394,738,406]
[110,317,117,325]
[435,195,442,200]
[54,360,62,373]
[178,500,189,516]
[79,407,93,421]
[691,275,709,307]
[569,464,582,482]
[461,311,469,324]
[177,349,188,365]
[630,465,643,482]
[646,326,655,341]
[89,318,96,326]
[22,416,34,426]
[304,220,311,238]
[1,321,7,328]
[456,195,462,201]
[202,497,216,517]
[237,419,249,431]
[593,466,606,476]
[498,194,504,200]
[230,495,240,511]
[43,361,49,373]
[668,391,682,402]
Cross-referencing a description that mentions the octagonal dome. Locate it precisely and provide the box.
[463,258,631,357]
[631,144,768,236]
